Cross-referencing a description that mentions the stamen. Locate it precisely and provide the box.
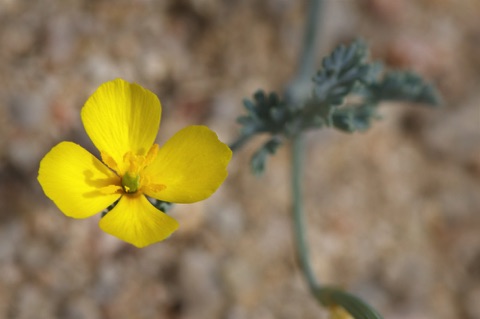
[144,144,159,167]
[146,184,166,193]
[123,152,136,171]
[99,185,122,195]
[101,151,119,173]
[118,144,162,195]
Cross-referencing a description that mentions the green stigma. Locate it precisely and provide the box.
[122,172,140,193]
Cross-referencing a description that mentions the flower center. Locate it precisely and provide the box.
[100,144,166,195]
[121,171,140,193]
[120,144,159,194]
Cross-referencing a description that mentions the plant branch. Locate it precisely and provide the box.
[291,133,319,293]
[288,1,384,318]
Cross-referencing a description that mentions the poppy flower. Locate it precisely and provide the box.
[38,79,232,247]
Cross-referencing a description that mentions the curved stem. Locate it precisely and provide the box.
[290,134,384,319]
[291,133,320,293]
[289,0,324,297]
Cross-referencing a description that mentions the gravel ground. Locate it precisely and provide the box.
[0,1,479,318]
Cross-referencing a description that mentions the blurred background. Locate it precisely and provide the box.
[1,0,479,318]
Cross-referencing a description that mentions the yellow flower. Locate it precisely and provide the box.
[38,79,232,248]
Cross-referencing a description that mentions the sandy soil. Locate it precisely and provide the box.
[0,0,479,318]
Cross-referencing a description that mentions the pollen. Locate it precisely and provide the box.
[119,144,161,194]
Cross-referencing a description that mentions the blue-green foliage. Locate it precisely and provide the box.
[150,199,174,213]
[237,91,291,136]
[234,39,441,174]
[312,40,373,108]
[368,70,441,105]
[250,137,282,176]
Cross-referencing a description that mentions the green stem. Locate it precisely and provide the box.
[288,2,384,318]
[290,133,384,319]
[298,0,324,80]
[289,0,324,296]
[286,0,324,108]
[291,133,319,293]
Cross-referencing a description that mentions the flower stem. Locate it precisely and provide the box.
[290,131,384,319]
[288,1,384,318]
[291,133,319,293]
[289,0,324,295]
[298,0,324,81]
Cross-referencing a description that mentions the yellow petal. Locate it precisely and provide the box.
[143,125,232,203]
[38,142,121,219]
[81,79,161,174]
[99,195,179,248]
